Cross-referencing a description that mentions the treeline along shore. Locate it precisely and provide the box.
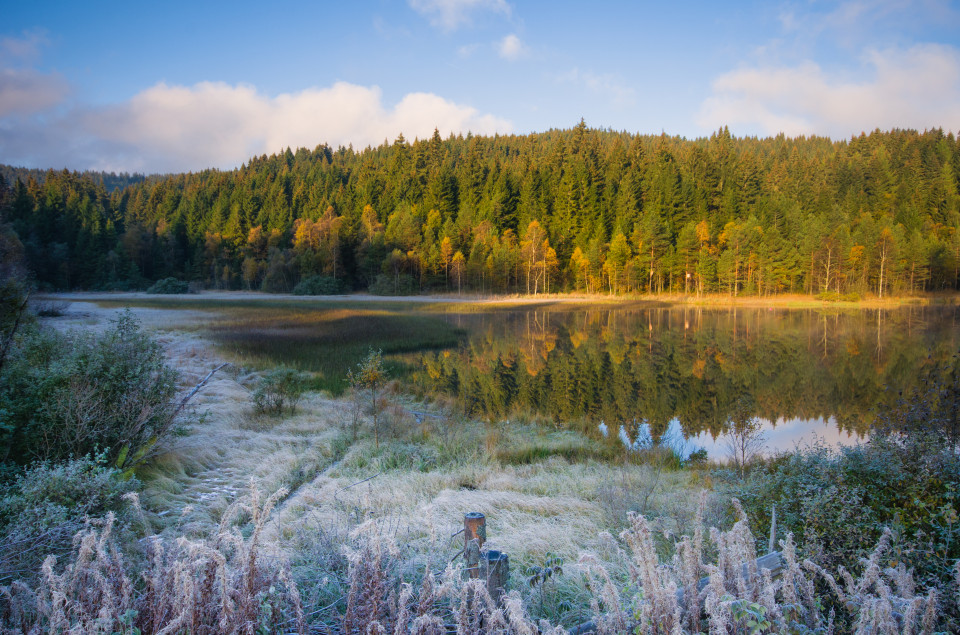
[2,123,959,298]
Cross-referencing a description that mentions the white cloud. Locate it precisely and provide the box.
[0,30,50,66]
[0,80,512,173]
[0,30,68,119]
[697,44,960,138]
[774,0,960,56]
[780,0,958,36]
[0,68,68,117]
[497,34,525,60]
[457,43,481,57]
[408,0,511,31]
[557,67,635,108]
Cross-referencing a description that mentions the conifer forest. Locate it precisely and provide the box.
[3,124,959,298]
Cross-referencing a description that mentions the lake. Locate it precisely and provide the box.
[405,303,960,457]
[124,295,958,459]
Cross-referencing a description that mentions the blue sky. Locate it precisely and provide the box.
[1,0,959,173]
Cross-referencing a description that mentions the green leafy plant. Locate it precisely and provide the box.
[292,275,345,295]
[145,277,190,294]
[526,552,564,617]
[684,447,709,467]
[727,596,773,634]
[252,366,306,415]
[112,609,141,635]
[0,310,179,468]
[0,244,31,378]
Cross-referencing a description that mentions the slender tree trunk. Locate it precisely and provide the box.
[823,249,832,293]
[733,246,740,297]
[879,249,886,299]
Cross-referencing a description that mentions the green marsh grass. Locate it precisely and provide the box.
[208,309,464,393]
[95,297,466,394]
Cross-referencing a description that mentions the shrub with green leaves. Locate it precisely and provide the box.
[368,273,417,295]
[145,277,190,294]
[0,231,31,379]
[292,275,345,295]
[725,433,960,622]
[0,311,179,469]
[252,367,306,415]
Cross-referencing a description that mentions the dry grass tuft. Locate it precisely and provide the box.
[1,484,304,635]
[571,498,947,634]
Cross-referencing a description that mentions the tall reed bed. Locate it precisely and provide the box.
[579,496,945,634]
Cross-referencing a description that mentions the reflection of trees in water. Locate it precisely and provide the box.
[411,306,960,440]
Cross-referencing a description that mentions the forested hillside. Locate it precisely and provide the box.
[0,166,146,194]
[1,123,958,296]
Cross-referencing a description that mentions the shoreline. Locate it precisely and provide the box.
[40,289,959,311]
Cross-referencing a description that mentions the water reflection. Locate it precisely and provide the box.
[688,416,864,458]
[409,305,960,447]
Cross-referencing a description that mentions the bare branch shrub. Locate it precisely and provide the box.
[724,397,766,478]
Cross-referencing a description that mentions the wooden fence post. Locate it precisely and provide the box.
[464,512,486,579]
[483,550,509,605]
[462,511,509,603]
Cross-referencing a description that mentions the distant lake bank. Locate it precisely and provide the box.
[42,288,960,311]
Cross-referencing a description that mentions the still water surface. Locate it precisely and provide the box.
[408,304,960,456]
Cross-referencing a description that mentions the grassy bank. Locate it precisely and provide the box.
[121,312,705,628]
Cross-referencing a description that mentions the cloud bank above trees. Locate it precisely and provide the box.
[0,78,512,174]
[697,43,960,138]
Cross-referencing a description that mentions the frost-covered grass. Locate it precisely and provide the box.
[78,300,691,591]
